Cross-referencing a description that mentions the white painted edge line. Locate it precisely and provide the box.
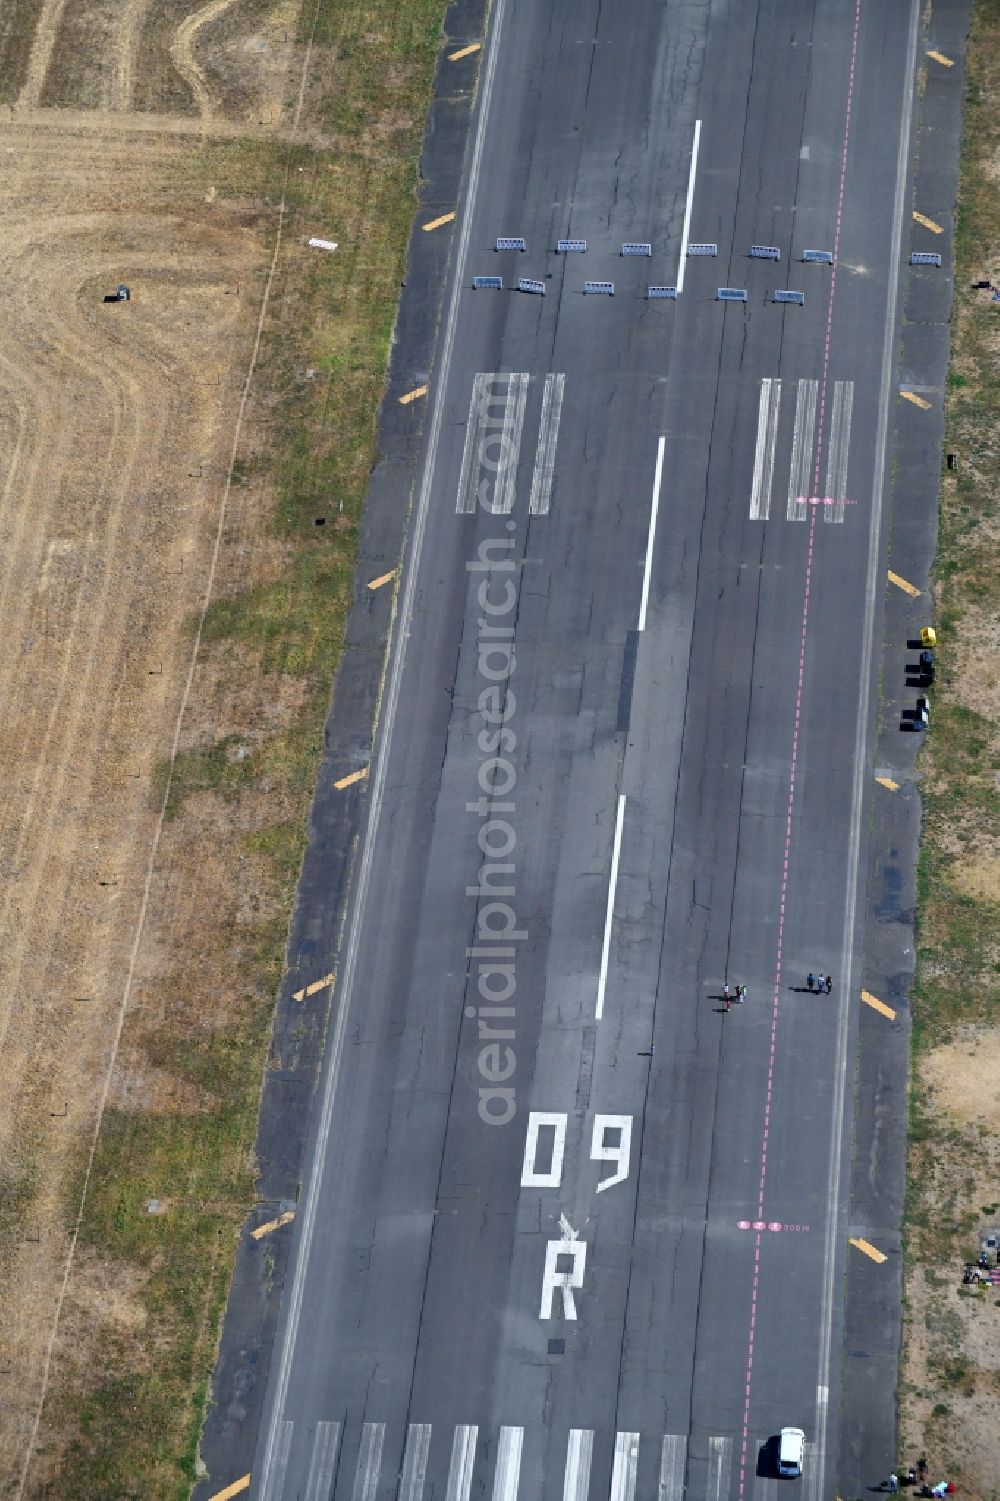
[596,794,627,1020]
[252,0,513,1489]
[675,119,702,293]
[638,436,665,631]
[812,4,920,1497]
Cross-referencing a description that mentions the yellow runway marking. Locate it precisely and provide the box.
[368,569,398,591]
[874,776,899,792]
[399,385,428,405]
[252,1210,295,1241]
[861,989,896,1020]
[448,42,482,60]
[927,49,954,66]
[850,1237,888,1264]
[422,211,456,232]
[333,766,368,791]
[900,389,932,410]
[292,972,335,1002]
[887,569,920,597]
[208,1478,250,1501]
[912,210,944,234]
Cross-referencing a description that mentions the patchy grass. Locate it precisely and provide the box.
[900,1,1000,1495]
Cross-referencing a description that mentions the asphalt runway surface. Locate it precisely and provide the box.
[243,1,937,1497]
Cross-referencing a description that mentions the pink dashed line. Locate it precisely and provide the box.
[737,2,862,1496]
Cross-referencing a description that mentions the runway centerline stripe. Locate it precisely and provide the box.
[528,373,565,515]
[562,1430,594,1501]
[610,1433,640,1501]
[675,119,702,293]
[749,378,782,521]
[305,1422,341,1501]
[445,1426,478,1501]
[658,1435,687,1501]
[399,1424,433,1501]
[596,794,627,1020]
[823,381,854,524]
[638,436,666,629]
[787,379,819,522]
[491,1426,524,1501]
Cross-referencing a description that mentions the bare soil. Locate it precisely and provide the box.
[0,1,298,1491]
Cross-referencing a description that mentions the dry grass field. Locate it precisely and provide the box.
[0,0,447,1494]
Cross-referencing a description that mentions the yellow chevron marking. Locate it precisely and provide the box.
[422,211,456,232]
[887,570,921,598]
[252,1211,295,1241]
[448,42,482,60]
[861,990,896,1020]
[850,1237,888,1264]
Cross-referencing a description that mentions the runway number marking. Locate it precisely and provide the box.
[522,1112,633,1318]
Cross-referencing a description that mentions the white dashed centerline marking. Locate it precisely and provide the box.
[675,119,703,293]
[596,794,627,1020]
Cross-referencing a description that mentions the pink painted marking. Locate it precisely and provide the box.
[798,495,860,507]
[737,4,862,1497]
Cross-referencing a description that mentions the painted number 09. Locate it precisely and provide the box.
[520,1112,632,1193]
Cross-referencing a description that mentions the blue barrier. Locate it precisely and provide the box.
[584,281,615,295]
[621,243,652,256]
[517,277,546,295]
[803,249,834,264]
[473,276,503,290]
[647,286,678,299]
[556,239,587,252]
[750,245,780,261]
[496,237,526,252]
[773,289,805,305]
[910,252,942,267]
[717,287,748,302]
[687,243,717,256]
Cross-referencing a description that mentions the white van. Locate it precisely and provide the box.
[777,1427,805,1478]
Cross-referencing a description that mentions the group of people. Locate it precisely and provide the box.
[806,972,833,993]
[722,983,746,1012]
[885,1459,954,1497]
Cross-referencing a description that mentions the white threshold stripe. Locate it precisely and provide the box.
[707,1436,732,1501]
[351,1422,385,1501]
[529,373,565,515]
[596,794,627,1020]
[658,1434,687,1501]
[493,372,530,513]
[563,1429,595,1501]
[638,435,666,631]
[400,1424,433,1501]
[455,371,492,514]
[446,1425,479,1501]
[675,118,703,293]
[822,380,853,524]
[749,377,781,520]
[611,1432,640,1501]
[305,1421,342,1501]
[786,378,818,521]
[492,1425,524,1501]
